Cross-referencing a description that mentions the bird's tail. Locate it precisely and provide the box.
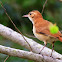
[59,36,62,42]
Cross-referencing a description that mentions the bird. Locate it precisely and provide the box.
[23,10,62,57]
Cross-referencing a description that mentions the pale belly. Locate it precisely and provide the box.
[33,26,59,44]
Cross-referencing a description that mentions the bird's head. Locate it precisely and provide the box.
[23,10,43,24]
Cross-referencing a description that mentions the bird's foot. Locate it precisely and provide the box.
[39,52,44,57]
[50,55,53,58]
[39,52,41,54]
[50,55,56,60]
[50,56,61,60]
[38,52,45,62]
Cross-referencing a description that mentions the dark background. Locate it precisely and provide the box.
[0,0,62,62]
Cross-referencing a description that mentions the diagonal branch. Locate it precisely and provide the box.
[0,45,62,62]
[0,45,43,62]
[0,24,62,61]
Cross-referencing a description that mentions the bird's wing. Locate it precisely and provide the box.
[35,19,62,38]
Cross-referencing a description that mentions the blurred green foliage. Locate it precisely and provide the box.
[0,0,62,62]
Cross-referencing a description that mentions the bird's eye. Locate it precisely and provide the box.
[30,13,32,15]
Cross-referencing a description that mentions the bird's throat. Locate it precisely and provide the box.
[28,16,34,24]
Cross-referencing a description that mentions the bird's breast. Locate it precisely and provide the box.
[33,26,50,41]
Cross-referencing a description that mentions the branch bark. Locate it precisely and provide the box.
[0,24,62,62]
[0,45,62,62]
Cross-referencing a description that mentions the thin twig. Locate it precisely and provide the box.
[0,1,32,51]
[4,55,10,62]
[42,0,48,14]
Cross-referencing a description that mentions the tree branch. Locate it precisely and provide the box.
[0,24,62,61]
[0,45,62,62]
[0,45,43,62]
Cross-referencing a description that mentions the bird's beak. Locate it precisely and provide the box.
[22,15,28,17]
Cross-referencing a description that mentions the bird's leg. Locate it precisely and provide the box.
[39,41,47,54]
[50,41,55,58]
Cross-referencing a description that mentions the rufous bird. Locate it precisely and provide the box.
[23,10,62,57]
